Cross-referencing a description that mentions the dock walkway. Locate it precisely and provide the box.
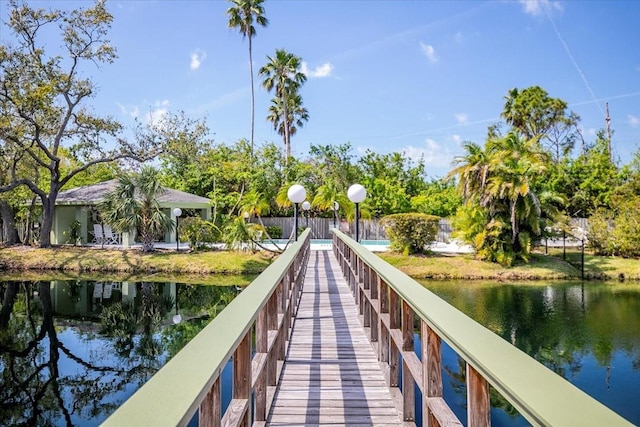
[265,250,403,426]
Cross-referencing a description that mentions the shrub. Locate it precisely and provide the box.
[588,199,640,257]
[265,225,282,239]
[180,217,220,250]
[380,213,440,255]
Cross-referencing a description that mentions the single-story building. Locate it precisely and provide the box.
[52,180,211,248]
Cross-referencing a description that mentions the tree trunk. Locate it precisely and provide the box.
[0,200,21,244]
[249,35,255,160]
[39,196,56,248]
[283,94,291,161]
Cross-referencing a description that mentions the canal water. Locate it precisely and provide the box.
[0,277,248,426]
[420,280,640,426]
[1,278,639,425]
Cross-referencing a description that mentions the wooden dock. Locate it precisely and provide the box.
[266,250,403,426]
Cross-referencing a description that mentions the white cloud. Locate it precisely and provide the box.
[455,113,468,125]
[301,61,334,78]
[629,114,640,128]
[451,134,462,144]
[518,0,563,16]
[453,32,464,44]
[420,42,438,64]
[117,102,140,119]
[190,49,207,70]
[402,138,454,168]
[146,99,170,128]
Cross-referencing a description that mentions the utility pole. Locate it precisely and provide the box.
[605,102,612,162]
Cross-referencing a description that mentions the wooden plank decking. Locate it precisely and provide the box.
[265,250,403,426]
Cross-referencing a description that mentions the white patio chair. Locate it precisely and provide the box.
[103,225,121,245]
[92,224,104,244]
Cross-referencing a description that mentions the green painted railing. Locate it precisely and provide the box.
[332,230,633,427]
[103,230,311,427]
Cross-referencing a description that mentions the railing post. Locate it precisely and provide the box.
[422,321,443,427]
[362,264,370,327]
[255,307,268,421]
[277,280,286,361]
[389,288,400,387]
[267,291,278,386]
[198,377,220,427]
[233,332,252,426]
[402,300,415,422]
[379,279,390,364]
[467,364,491,427]
[370,272,379,343]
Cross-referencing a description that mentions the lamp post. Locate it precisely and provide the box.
[173,207,182,251]
[347,184,366,242]
[333,201,339,229]
[302,200,311,228]
[287,184,307,241]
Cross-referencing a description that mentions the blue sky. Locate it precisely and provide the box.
[2,0,640,178]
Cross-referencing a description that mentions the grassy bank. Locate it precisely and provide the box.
[0,246,274,276]
[380,248,640,281]
[2,245,640,282]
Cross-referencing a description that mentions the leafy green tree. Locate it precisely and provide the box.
[307,143,361,190]
[552,131,622,217]
[156,113,211,192]
[99,166,174,252]
[358,151,427,217]
[410,178,461,218]
[0,1,159,247]
[226,0,268,157]
[501,86,580,161]
[259,49,307,160]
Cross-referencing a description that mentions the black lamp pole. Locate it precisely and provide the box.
[293,203,299,241]
[355,202,360,242]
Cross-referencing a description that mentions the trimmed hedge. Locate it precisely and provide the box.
[380,213,440,255]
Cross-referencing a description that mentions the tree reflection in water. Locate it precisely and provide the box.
[0,279,242,426]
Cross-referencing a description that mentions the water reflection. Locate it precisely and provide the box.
[0,279,244,426]
[421,280,640,425]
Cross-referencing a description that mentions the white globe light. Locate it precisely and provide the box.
[287,184,307,204]
[347,184,367,203]
[173,207,182,217]
[172,314,182,324]
[333,201,339,211]
[301,200,311,211]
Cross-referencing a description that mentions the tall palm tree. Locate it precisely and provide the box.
[227,0,268,158]
[99,166,173,252]
[266,93,309,142]
[259,49,307,160]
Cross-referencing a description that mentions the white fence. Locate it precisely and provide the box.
[255,217,453,241]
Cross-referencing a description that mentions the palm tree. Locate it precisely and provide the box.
[227,0,268,158]
[448,132,554,264]
[259,49,307,160]
[266,93,309,143]
[99,166,173,252]
[446,141,491,200]
[312,181,350,226]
